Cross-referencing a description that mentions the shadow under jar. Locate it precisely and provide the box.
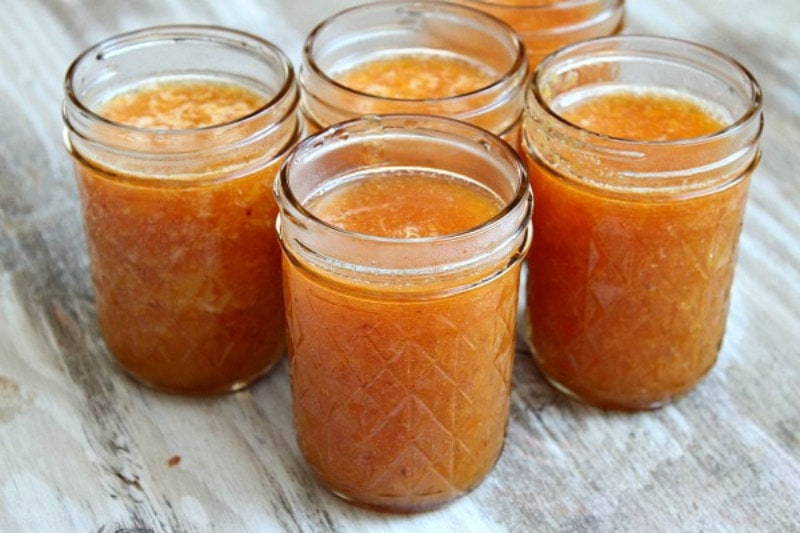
[522,36,763,411]
[299,1,528,145]
[274,115,532,512]
[63,26,303,395]
[451,0,624,67]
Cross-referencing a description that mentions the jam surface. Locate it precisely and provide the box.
[307,172,501,237]
[333,53,494,99]
[99,80,265,129]
[286,171,518,511]
[77,79,284,394]
[559,90,725,141]
[526,89,746,410]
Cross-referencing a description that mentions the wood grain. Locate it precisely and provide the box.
[1,1,799,532]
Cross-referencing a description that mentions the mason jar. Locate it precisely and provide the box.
[275,114,532,511]
[63,25,303,394]
[522,36,763,410]
[299,1,528,145]
[452,0,625,66]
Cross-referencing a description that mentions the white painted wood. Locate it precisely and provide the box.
[1,1,798,531]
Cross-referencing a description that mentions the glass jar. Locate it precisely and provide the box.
[63,26,303,394]
[299,1,528,144]
[452,0,624,66]
[275,115,532,512]
[522,36,763,410]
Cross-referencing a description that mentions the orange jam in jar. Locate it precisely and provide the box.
[452,0,625,66]
[275,116,532,512]
[299,1,527,142]
[522,36,763,410]
[63,26,303,394]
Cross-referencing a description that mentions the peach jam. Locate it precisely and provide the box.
[275,115,531,511]
[63,26,302,394]
[522,36,763,410]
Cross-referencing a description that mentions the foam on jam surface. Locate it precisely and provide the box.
[333,53,495,100]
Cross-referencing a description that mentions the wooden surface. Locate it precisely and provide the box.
[1,1,799,531]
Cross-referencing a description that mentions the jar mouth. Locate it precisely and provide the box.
[285,170,527,247]
[275,114,532,279]
[280,114,529,244]
[63,24,303,183]
[302,1,527,104]
[523,34,764,197]
[63,24,296,136]
[530,34,763,148]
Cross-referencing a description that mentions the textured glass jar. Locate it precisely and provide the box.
[63,26,303,394]
[275,115,532,512]
[522,36,763,410]
[299,1,528,144]
[452,0,624,66]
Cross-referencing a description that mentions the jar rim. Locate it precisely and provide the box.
[275,114,532,285]
[529,34,763,148]
[63,24,297,136]
[277,113,530,245]
[302,1,527,104]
